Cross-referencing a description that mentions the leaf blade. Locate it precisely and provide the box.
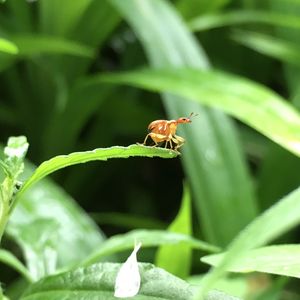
[99,67,300,157]
[155,183,192,278]
[82,229,219,266]
[201,245,300,278]
[15,145,178,204]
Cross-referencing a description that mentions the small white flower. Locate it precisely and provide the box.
[114,242,142,298]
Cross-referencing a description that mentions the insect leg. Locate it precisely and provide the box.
[173,135,185,150]
[143,134,151,145]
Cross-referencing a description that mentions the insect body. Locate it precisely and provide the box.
[143,113,196,151]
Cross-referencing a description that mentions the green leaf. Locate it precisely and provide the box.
[0,37,18,54]
[232,30,300,67]
[7,167,105,272]
[177,0,232,18]
[38,0,93,36]
[20,262,240,300]
[11,35,94,58]
[155,183,192,278]
[189,10,300,31]
[0,249,32,282]
[196,186,300,298]
[82,229,219,266]
[99,68,300,157]
[108,0,259,247]
[15,145,178,205]
[201,245,300,279]
[8,218,59,281]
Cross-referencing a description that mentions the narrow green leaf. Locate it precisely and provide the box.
[0,249,32,282]
[232,30,300,67]
[108,0,259,247]
[0,37,18,54]
[20,262,239,300]
[99,68,300,157]
[155,184,192,278]
[189,10,300,31]
[15,145,178,205]
[82,229,219,266]
[201,245,300,279]
[38,0,93,36]
[11,35,94,58]
[196,186,300,298]
[177,0,231,19]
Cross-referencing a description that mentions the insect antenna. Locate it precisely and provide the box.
[189,112,199,119]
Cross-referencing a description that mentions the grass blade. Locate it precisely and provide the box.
[0,37,18,54]
[202,244,300,278]
[99,67,300,157]
[196,186,300,298]
[189,10,300,31]
[0,249,32,282]
[155,183,192,278]
[82,229,219,266]
[232,30,300,67]
[11,34,94,58]
[109,0,258,247]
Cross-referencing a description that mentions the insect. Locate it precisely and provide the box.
[143,113,197,151]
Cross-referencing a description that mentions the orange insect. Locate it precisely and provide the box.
[143,113,197,151]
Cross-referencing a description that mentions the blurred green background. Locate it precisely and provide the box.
[1,0,300,298]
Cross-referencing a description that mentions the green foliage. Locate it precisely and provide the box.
[155,183,192,278]
[99,68,300,157]
[110,0,258,249]
[0,249,32,282]
[202,245,300,278]
[20,263,239,300]
[1,0,300,299]
[82,229,218,266]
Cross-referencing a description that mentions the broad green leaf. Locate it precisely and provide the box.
[232,30,300,67]
[189,10,300,31]
[7,169,105,272]
[8,218,59,281]
[155,184,192,278]
[11,35,94,58]
[1,146,106,275]
[201,245,300,278]
[0,249,32,282]
[99,68,300,157]
[109,0,258,247]
[196,186,300,298]
[20,262,240,300]
[15,145,178,205]
[0,37,18,54]
[82,229,219,266]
